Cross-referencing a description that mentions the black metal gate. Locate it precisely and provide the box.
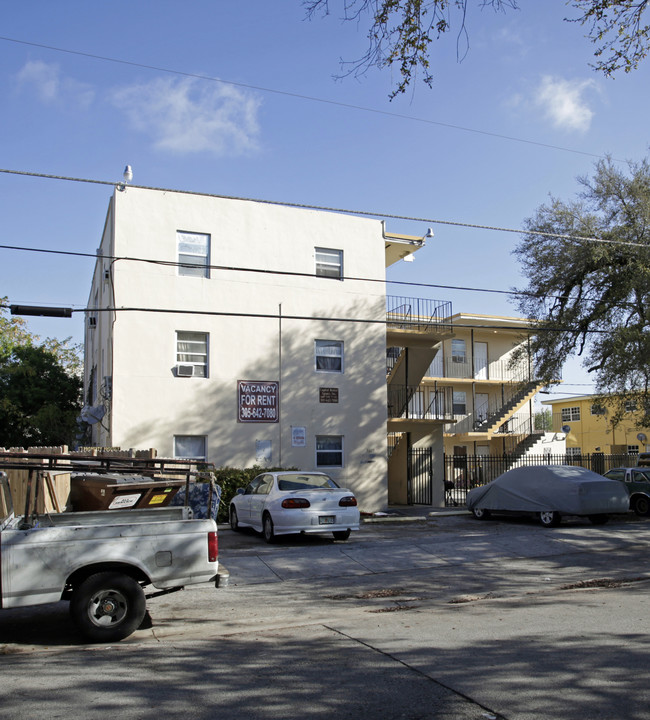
[407,447,433,505]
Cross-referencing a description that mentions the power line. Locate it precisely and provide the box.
[48,305,616,334]
[1,167,647,249]
[0,35,622,162]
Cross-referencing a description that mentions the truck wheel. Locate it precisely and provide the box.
[230,506,241,531]
[70,572,146,643]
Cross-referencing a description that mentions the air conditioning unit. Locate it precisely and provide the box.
[176,364,195,377]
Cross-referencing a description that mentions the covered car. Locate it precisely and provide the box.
[229,471,360,542]
[466,465,629,527]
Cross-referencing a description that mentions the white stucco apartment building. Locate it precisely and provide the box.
[84,186,428,510]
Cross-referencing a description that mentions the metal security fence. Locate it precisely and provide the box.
[443,453,640,507]
[408,447,435,505]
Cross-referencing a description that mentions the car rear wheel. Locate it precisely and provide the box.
[229,506,240,531]
[333,529,351,540]
[632,495,650,517]
[472,508,491,520]
[262,513,275,543]
[588,514,609,525]
[539,511,560,527]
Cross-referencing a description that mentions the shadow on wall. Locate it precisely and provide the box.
[122,297,388,509]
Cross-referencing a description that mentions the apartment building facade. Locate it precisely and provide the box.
[425,314,548,456]
[84,186,435,510]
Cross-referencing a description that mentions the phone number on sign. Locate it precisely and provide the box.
[239,407,277,420]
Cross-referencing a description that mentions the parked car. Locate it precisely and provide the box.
[602,467,650,516]
[229,471,360,542]
[466,465,630,527]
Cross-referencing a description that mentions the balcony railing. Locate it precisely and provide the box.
[388,385,454,421]
[424,356,533,383]
[387,296,452,334]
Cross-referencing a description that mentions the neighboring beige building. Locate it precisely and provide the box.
[543,394,650,456]
[84,186,440,511]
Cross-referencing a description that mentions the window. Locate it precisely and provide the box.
[452,391,467,415]
[176,331,208,377]
[561,407,581,422]
[315,247,343,279]
[451,339,466,363]
[316,435,343,467]
[628,445,640,455]
[178,231,210,278]
[591,403,606,416]
[625,400,637,412]
[566,447,582,457]
[174,435,207,460]
[315,340,343,372]
[255,475,274,494]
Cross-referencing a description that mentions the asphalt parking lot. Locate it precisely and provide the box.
[2,512,650,720]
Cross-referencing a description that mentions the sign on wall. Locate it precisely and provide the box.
[291,426,306,447]
[319,387,339,404]
[237,381,279,423]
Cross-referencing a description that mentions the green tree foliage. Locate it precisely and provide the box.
[534,408,553,432]
[513,157,650,427]
[0,300,83,448]
[572,0,650,76]
[305,1,650,98]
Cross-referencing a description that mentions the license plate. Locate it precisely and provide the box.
[318,515,335,525]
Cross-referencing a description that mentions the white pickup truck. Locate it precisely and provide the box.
[0,471,222,642]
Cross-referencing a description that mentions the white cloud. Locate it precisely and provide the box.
[110,77,261,156]
[533,75,597,132]
[16,60,95,108]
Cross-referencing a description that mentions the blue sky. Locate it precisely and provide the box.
[1,0,649,397]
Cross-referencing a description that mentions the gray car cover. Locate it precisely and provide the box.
[466,465,629,516]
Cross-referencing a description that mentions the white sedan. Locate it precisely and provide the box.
[229,471,360,542]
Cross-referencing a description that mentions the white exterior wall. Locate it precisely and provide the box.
[86,187,388,510]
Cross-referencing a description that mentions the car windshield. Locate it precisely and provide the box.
[277,473,339,491]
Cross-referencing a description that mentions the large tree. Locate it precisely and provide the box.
[513,157,650,427]
[305,0,650,98]
[0,301,83,448]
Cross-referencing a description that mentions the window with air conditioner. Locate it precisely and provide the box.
[177,231,210,278]
[176,331,208,377]
[451,339,466,363]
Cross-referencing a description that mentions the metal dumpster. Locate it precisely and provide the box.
[69,473,184,511]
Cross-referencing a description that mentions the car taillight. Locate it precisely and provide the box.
[339,496,357,507]
[281,498,311,508]
[208,531,218,562]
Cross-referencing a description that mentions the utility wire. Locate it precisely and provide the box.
[0,35,622,162]
[0,241,529,299]
[57,305,615,334]
[1,241,635,309]
[1,167,647,249]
